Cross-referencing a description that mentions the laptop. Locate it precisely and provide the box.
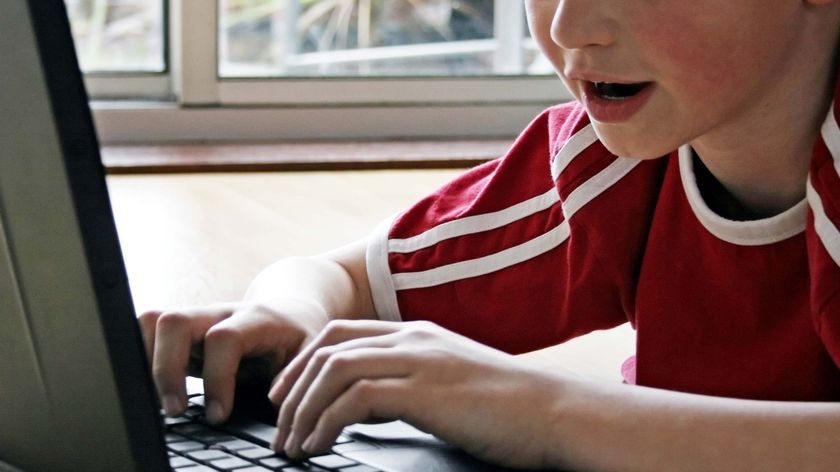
[0,2,551,471]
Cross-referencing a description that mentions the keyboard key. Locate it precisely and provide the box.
[259,457,292,469]
[164,416,193,427]
[308,454,357,469]
[169,456,198,468]
[217,438,259,451]
[166,433,188,443]
[187,449,233,462]
[173,423,214,436]
[235,467,272,472]
[168,441,206,453]
[176,466,216,472]
[219,419,276,447]
[189,395,206,406]
[238,447,277,460]
[193,431,239,444]
[210,456,252,470]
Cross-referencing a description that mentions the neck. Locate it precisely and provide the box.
[691,33,837,219]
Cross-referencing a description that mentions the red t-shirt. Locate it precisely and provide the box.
[366,80,840,401]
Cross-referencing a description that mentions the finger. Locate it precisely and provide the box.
[137,310,162,366]
[200,322,244,424]
[271,322,401,444]
[281,347,412,455]
[289,378,407,458]
[201,304,312,424]
[152,307,234,415]
[268,319,399,406]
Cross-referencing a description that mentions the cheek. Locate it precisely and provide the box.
[634,16,750,103]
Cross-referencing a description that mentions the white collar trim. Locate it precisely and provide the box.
[678,145,807,246]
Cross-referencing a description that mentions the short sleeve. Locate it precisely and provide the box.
[365,104,631,354]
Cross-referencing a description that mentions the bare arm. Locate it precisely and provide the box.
[243,238,375,321]
[548,377,840,471]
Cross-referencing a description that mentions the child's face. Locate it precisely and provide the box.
[525,0,826,159]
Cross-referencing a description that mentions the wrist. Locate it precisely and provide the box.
[541,371,628,471]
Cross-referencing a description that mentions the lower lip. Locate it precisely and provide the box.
[581,82,655,123]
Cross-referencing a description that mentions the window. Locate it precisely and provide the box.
[65,0,170,100]
[65,0,166,72]
[219,0,552,78]
[67,0,569,143]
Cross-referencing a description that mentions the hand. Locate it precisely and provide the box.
[269,319,566,469]
[138,298,328,424]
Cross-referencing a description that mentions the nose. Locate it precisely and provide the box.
[551,0,616,50]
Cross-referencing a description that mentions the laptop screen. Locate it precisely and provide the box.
[0,1,167,470]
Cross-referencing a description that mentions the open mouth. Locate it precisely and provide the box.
[592,81,650,100]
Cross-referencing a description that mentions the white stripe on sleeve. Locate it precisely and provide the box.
[822,101,840,176]
[366,215,403,321]
[551,124,599,181]
[391,156,639,290]
[807,178,840,268]
[392,221,571,290]
[388,188,560,253]
[809,102,840,267]
[562,157,640,219]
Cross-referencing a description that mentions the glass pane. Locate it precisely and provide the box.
[64,0,165,73]
[220,0,551,78]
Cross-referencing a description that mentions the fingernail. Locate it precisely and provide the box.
[205,401,224,424]
[162,394,181,416]
[301,434,317,454]
[272,431,285,451]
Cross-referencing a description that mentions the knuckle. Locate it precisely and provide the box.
[204,323,240,345]
[324,319,353,336]
[350,379,376,400]
[405,320,438,340]
[155,311,189,331]
[137,310,161,326]
[248,302,279,318]
[312,346,337,365]
[322,351,353,372]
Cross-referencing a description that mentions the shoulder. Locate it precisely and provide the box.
[393,103,606,229]
[807,93,840,269]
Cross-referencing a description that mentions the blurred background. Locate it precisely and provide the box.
[64,0,551,77]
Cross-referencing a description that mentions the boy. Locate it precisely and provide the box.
[140,0,840,469]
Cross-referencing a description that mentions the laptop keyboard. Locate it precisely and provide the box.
[164,396,382,472]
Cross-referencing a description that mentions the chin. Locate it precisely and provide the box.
[592,125,677,160]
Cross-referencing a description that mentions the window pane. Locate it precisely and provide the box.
[65,0,165,73]
[220,0,552,78]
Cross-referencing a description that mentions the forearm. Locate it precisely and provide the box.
[551,376,840,471]
[244,238,376,322]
